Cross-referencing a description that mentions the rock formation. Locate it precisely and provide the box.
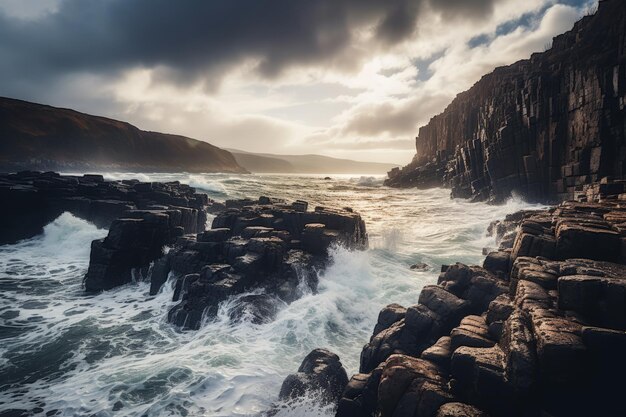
[0,171,213,292]
[318,180,626,417]
[0,172,368,331]
[0,97,247,173]
[386,1,626,203]
[0,171,209,245]
[279,349,349,406]
[157,197,368,330]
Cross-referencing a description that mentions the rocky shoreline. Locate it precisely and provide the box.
[281,181,626,417]
[3,171,626,416]
[385,1,626,204]
[1,171,368,332]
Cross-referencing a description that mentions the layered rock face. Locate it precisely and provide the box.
[287,182,626,416]
[386,1,626,203]
[154,197,368,330]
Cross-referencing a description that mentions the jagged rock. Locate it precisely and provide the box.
[555,221,621,262]
[0,172,214,292]
[418,286,472,327]
[483,251,511,277]
[437,263,473,295]
[486,294,514,339]
[336,365,384,417]
[360,320,422,374]
[438,264,508,313]
[510,257,559,293]
[511,231,556,261]
[410,262,430,271]
[278,349,348,406]
[338,198,626,417]
[373,304,407,337]
[514,280,553,313]
[500,310,536,393]
[377,355,452,417]
[162,197,367,330]
[421,336,453,369]
[450,345,517,415]
[530,312,586,384]
[450,315,495,351]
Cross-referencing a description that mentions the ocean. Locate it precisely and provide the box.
[0,173,542,417]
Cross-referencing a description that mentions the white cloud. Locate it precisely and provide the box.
[0,0,593,164]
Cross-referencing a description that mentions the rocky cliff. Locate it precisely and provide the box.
[0,97,247,173]
[386,0,626,203]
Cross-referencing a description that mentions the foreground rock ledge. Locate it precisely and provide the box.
[286,193,626,416]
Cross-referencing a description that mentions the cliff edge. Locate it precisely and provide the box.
[386,0,626,203]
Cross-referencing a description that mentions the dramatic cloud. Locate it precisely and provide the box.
[0,0,596,163]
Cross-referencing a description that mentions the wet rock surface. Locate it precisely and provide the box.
[278,349,349,407]
[0,171,212,291]
[1,172,368,330]
[385,1,626,203]
[291,192,626,416]
[155,197,368,330]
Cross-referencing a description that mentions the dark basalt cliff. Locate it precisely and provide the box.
[386,0,626,203]
[0,97,247,173]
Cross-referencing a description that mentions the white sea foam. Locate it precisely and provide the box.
[0,174,545,416]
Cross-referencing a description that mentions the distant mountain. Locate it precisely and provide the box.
[0,97,247,173]
[229,149,399,174]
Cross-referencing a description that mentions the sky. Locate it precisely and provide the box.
[0,0,596,164]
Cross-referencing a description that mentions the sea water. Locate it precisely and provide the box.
[0,174,542,416]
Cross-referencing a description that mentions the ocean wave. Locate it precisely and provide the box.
[0,175,545,416]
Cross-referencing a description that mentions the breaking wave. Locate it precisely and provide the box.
[0,174,544,416]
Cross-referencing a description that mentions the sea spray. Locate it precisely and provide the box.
[0,174,545,416]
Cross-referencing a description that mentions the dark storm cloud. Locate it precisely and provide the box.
[429,0,501,19]
[0,0,502,92]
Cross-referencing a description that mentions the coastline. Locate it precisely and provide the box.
[282,180,626,417]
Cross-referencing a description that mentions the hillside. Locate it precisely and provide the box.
[386,0,626,203]
[229,149,399,174]
[0,97,247,173]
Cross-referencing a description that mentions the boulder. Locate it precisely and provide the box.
[418,286,472,331]
[558,275,626,329]
[377,354,451,417]
[450,315,495,351]
[421,336,453,369]
[373,304,407,337]
[555,221,621,262]
[530,312,587,384]
[279,349,349,406]
[483,251,511,276]
[360,320,425,374]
